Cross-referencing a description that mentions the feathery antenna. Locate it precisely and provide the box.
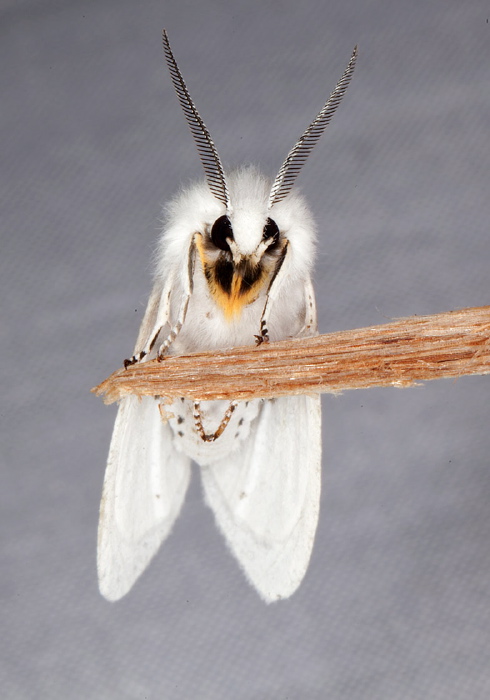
[268,46,358,208]
[162,30,230,209]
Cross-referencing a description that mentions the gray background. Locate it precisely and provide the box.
[2,0,489,697]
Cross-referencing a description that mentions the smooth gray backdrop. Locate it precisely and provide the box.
[1,0,489,698]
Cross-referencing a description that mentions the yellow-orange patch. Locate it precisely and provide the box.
[195,234,269,320]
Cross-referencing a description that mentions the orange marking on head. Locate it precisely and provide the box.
[195,233,269,320]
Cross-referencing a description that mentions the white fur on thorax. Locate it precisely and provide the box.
[155,166,317,354]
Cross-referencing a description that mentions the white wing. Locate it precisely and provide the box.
[201,394,321,603]
[98,395,191,601]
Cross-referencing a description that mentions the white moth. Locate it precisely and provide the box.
[98,31,357,603]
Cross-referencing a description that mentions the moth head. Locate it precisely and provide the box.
[163,169,317,321]
[162,30,356,319]
[193,169,285,319]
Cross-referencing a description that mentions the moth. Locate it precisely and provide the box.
[98,30,357,603]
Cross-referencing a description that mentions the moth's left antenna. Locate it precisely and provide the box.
[162,30,230,210]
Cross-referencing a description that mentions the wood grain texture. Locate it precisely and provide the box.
[93,306,490,404]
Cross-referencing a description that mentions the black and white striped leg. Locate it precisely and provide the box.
[123,274,174,370]
[123,350,147,369]
[254,319,270,345]
[157,235,196,360]
[193,401,238,442]
[156,293,191,361]
[255,240,289,345]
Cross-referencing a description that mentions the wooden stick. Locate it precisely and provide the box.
[93,305,490,404]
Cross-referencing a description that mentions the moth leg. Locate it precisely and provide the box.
[123,275,174,368]
[193,401,238,442]
[255,241,289,345]
[156,235,196,360]
[123,236,196,369]
[156,294,190,360]
[297,276,318,337]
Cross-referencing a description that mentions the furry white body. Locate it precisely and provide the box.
[153,169,316,354]
[98,170,322,602]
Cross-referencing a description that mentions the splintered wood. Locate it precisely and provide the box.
[93,306,490,404]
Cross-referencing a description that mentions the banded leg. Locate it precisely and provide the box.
[123,275,174,368]
[156,235,196,360]
[193,401,238,442]
[124,236,196,368]
[156,294,190,360]
[153,234,196,362]
[255,241,289,345]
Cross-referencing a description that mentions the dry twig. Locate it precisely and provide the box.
[93,305,490,404]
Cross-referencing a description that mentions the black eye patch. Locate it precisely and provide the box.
[211,215,234,251]
[262,218,280,247]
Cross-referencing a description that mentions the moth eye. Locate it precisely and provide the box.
[263,218,280,246]
[211,215,234,251]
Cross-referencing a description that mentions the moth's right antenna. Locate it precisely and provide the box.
[162,30,230,210]
[268,46,358,208]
